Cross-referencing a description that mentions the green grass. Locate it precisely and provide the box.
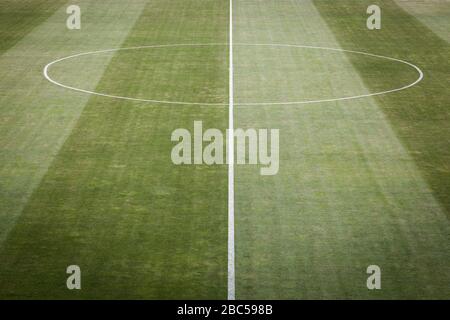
[315,0,450,216]
[395,0,450,43]
[0,0,449,300]
[234,0,450,299]
[0,0,68,53]
[0,0,148,245]
[0,0,228,299]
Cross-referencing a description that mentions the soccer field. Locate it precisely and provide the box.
[0,0,449,299]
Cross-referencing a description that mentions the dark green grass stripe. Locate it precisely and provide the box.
[0,0,228,299]
[314,0,450,215]
[0,0,68,54]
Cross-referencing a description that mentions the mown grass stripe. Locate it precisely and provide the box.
[0,0,229,299]
[0,0,148,247]
[314,0,450,216]
[0,0,68,54]
[234,0,450,299]
[395,0,450,43]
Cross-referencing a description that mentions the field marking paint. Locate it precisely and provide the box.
[228,0,235,301]
[43,44,424,107]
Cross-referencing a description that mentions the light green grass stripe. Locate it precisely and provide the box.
[0,0,69,54]
[0,0,229,299]
[395,0,450,43]
[314,0,450,218]
[0,0,148,245]
[234,0,450,299]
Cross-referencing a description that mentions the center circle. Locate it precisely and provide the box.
[44,43,423,106]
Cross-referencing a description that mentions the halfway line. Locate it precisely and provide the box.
[227,0,235,301]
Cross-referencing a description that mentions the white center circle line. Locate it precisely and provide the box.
[43,43,424,106]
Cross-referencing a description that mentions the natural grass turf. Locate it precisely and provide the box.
[0,0,147,244]
[0,0,228,299]
[314,0,450,217]
[394,0,450,43]
[0,0,449,300]
[234,0,450,299]
[0,0,67,54]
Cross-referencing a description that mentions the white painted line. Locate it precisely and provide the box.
[43,43,424,107]
[227,0,235,301]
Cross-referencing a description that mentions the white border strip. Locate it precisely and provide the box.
[227,0,236,301]
[43,44,424,107]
